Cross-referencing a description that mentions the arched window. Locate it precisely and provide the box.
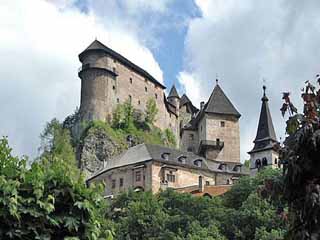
[262,157,268,166]
[255,159,261,169]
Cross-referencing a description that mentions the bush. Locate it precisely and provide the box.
[0,137,113,239]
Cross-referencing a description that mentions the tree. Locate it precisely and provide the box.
[0,136,113,239]
[145,98,158,125]
[280,77,320,239]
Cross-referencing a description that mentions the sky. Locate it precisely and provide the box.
[1,0,320,162]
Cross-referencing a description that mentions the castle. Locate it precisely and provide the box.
[79,40,246,197]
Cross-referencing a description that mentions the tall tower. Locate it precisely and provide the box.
[198,83,241,163]
[78,40,118,122]
[248,86,280,175]
[167,85,180,110]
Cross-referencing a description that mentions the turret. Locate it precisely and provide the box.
[78,40,118,121]
[248,86,280,175]
[167,85,180,110]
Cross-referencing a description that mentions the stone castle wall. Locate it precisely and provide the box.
[204,114,240,163]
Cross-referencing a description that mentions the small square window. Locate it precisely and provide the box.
[111,179,116,189]
[220,121,225,127]
[135,171,141,182]
[120,178,124,187]
[206,181,210,186]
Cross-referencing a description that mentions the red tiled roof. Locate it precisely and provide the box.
[175,185,232,197]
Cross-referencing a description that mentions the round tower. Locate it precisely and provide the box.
[78,40,118,122]
[167,85,180,110]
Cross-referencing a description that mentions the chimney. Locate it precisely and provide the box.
[200,101,205,110]
[198,176,204,192]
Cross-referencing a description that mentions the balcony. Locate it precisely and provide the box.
[198,140,224,155]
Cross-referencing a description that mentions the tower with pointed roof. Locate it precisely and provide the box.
[167,85,180,110]
[248,86,280,175]
[180,82,241,164]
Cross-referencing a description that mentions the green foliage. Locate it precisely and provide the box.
[108,169,287,240]
[40,118,76,166]
[280,78,320,239]
[145,98,158,125]
[112,100,135,130]
[0,136,113,239]
[164,128,177,148]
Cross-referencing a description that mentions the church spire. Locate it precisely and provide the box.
[249,86,278,153]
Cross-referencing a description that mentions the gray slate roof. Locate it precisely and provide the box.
[79,40,165,89]
[249,87,278,153]
[88,143,246,181]
[204,84,241,117]
[168,85,180,98]
[180,94,198,114]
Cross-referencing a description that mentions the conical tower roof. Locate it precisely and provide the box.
[204,84,241,117]
[168,85,179,98]
[249,86,278,153]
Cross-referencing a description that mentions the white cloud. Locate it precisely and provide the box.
[180,0,320,162]
[0,0,163,158]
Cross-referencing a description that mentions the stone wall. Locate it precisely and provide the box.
[180,129,198,153]
[204,114,240,163]
[89,161,222,196]
[79,51,179,142]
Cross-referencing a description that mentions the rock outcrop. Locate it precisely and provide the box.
[77,127,123,177]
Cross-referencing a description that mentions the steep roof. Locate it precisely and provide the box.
[180,94,198,114]
[180,94,191,106]
[168,85,179,98]
[249,86,278,154]
[204,84,241,117]
[79,40,165,89]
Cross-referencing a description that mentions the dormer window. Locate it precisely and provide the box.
[178,156,186,164]
[218,163,226,171]
[161,153,170,160]
[194,159,202,167]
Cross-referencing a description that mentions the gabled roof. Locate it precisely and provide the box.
[180,94,191,106]
[248,86,278,154]
[204,84,241,117]
[79,40,165,89]
[168,85,179,98]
